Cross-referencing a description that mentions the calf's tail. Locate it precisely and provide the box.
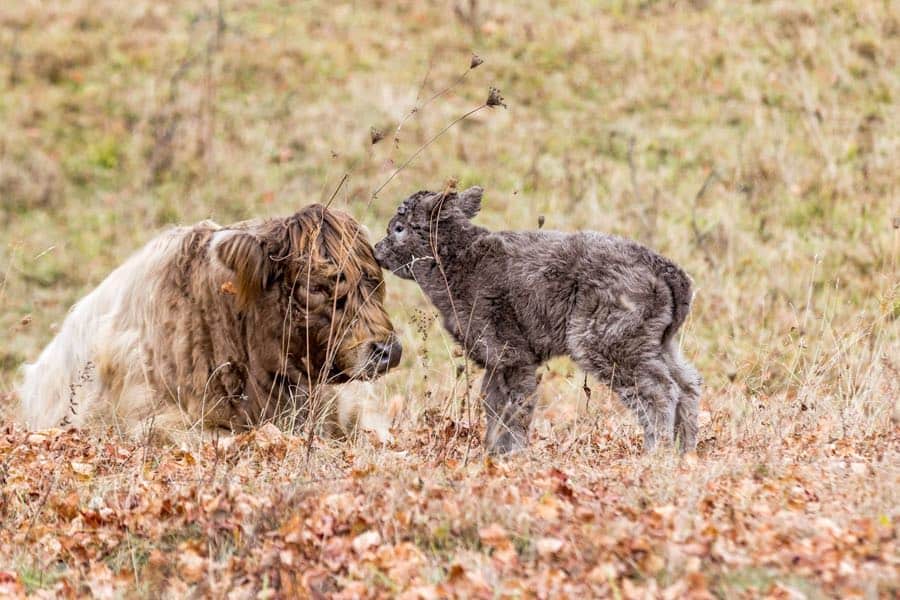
[657,261,693,348]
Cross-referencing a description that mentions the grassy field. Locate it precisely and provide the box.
[1,0,898,597]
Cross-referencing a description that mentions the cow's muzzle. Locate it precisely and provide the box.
[367,336,403,375]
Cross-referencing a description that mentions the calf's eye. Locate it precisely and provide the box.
[393,223,405,235]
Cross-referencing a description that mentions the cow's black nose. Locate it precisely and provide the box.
[370,338,402,373]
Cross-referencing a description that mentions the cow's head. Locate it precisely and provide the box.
[212,205,402,396]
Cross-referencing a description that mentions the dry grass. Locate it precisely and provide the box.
[0,0,897,597]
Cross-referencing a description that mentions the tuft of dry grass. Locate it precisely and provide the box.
[1,0,897,597]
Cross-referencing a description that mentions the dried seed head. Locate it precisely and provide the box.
[538,215,545,229]
[444,176,459,192]
[470,54,484,69]
[370,127,385,145]
[486,87,506,108]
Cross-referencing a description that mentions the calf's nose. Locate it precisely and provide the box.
[374,240,387,265]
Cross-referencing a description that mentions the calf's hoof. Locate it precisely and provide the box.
[643,435,676,455]
[486,429,528,456]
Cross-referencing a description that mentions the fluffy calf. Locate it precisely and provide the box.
[375,186,701,454]
[18,205,402,441]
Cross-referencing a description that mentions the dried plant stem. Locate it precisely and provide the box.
[324,172,350,209]
[627,135,641,204]
[421,69,474,113]
[691,169,720,266]
[372,104,487,202]
[392,55,436,145]
[324,58,489,207]
[393,65,473,147]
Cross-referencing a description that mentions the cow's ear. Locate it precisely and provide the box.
[456,186,483,218]
[213,231,270,309]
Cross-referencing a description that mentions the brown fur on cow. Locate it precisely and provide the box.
[18,204,402,442]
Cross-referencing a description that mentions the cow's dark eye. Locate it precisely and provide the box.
[393,223,405,235]
[334,296,347,311]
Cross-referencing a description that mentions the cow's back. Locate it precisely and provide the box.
[17,227,189,430]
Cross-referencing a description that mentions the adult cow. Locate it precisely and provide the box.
[18,204,402,442]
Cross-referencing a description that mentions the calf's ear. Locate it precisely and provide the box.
[457,186,483,218]
[213,231,271,310]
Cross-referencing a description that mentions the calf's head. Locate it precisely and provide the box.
[213,205,401,387]
[374,186,483,279]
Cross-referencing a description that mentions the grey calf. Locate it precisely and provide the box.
[375,186,701,454]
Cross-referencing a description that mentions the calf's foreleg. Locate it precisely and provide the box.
[481,364,538,455]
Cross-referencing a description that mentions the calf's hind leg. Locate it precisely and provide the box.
[665,348,702,452]
[580,356,678,452]
[481,364,538,455]
[615,361,679,451]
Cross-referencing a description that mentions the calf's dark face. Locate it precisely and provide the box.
[373,198,431,280]
[374,186,483,279]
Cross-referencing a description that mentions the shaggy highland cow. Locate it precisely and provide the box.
[375,186,701,454]
[18,205,402,442]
